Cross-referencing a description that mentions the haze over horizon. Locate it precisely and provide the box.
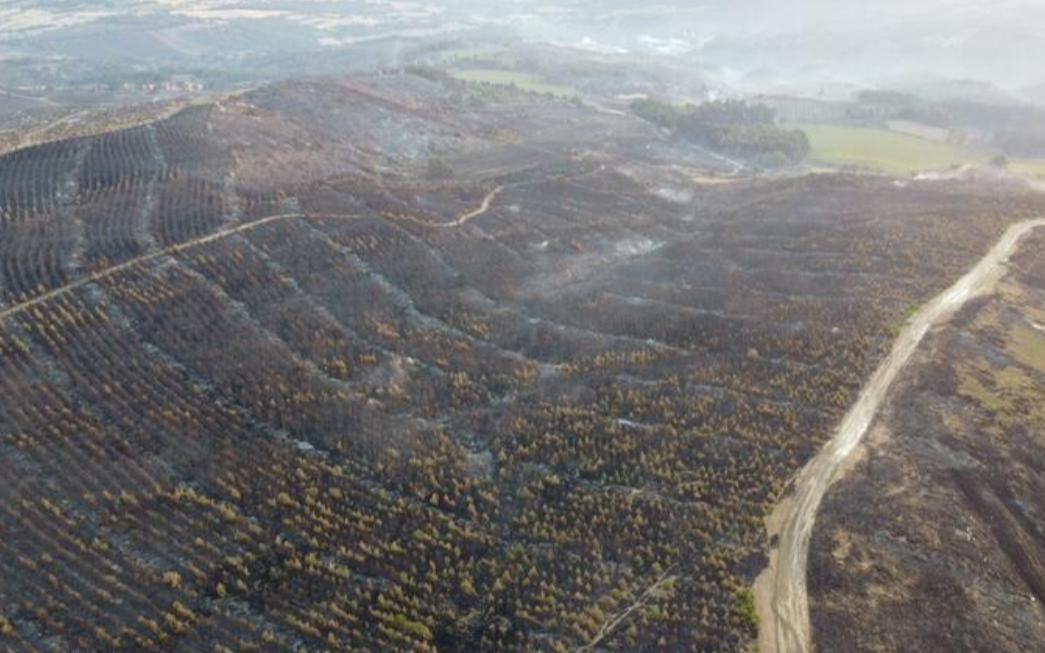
[2,0,1044,91]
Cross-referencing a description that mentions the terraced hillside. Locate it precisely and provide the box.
[2,72,1044,653]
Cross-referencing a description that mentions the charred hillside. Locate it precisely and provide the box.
[809,231,1045,653]
[1,72,1044,653]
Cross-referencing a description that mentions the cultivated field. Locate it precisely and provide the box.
[1011,158,1045,179]
[797,123,991,174]
[2,72,1044,653]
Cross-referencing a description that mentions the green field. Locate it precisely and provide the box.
[797,123,992,174]
[451,69,579,98]
[1011,159,1045,179]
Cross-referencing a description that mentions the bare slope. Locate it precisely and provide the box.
[755,216,1045,653]
[807,230,1045,652]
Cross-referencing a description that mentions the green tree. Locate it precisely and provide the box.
[425,157,454,180]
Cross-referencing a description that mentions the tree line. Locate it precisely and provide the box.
[631,98,811,168]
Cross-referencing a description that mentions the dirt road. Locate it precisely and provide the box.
[754,216,1045,653]
[0,176,523,322]
[449,185,506,226]
[0,212,363,322]
[0,89,59,106]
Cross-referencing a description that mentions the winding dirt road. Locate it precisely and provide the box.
[0,177,523,322]
[448,185,506,227]
[754,216,1045,653]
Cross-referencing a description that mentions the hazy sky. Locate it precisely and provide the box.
[2,0,1043,88]
[513,0,1045,87]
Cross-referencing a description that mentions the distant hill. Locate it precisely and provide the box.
[1018,82,1045,107]
[877,76,1029,107]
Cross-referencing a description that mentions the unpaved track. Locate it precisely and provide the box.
[0,212,357,322]
[0,178,522,322]
[574,565,678,653]
[449,185,505,226]
[0,89,58,106]
[754,216,1045,653]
